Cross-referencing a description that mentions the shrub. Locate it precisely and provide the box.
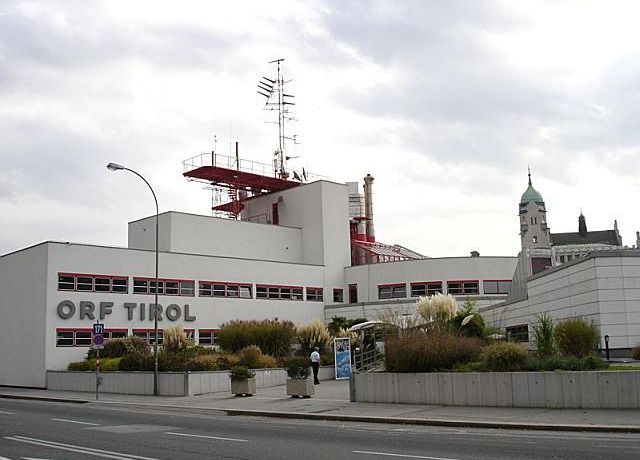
[385,332,483,372]
[256,354,278,369]
[229,365,255,381]
[163,326,193,352]
[119,352,154,371]
[531,354,607,371]
[416,294,458,332]
[100,357,122,371]
[237,345,264,369]
[481,342,529,372]
[531,313,556,358]
[185,354,220,371]
[296,320,332,356]
[157,350,189,371]
[451,301,486,338]
[68,360,95,371]
[216,319,295,357]
[283,356,311,379]
[87,336,150,359]
[631,345,640,360]
[555,317,599,358]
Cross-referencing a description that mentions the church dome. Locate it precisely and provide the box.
[520,171,545,207]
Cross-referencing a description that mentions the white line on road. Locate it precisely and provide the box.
[0,410,14,415]
[353,451,461,460]
[5,436,160,460]
[51,418,100,426]
[165,431,248,442]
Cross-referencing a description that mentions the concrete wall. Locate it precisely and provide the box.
[352,371,640,409]
[0,244,49,387]
[128,212,304,264]
[48,366,336,396]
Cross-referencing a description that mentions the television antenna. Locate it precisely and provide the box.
[258,58,299,180]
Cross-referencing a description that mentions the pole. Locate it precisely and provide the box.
[95,347,100,401]
[122,168,160,396]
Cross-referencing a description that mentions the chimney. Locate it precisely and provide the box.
[363,174,375,242]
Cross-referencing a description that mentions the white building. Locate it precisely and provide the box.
[480,172,640,356]
[0,178,517,388]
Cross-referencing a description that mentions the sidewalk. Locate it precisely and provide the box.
[2,379,640,433]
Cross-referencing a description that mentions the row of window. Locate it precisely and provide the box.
[377,280,511,300]
[58,274,326,302]
[58,273,510,304]
[56,328,220,347]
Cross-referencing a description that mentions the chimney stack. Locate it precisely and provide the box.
[363,174,375,242]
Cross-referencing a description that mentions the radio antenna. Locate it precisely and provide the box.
[258,58,297,179]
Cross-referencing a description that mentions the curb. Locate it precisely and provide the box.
[0,393,88,404]
[221,408,640,433]
[3,393,639,433]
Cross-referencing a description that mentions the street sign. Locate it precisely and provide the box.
[92,322,104,350]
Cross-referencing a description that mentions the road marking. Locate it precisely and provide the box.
[0,455,13,460]
[0,410,14,415]
[51,418,100,426]
[165,431,248,442]
[353,451,461,460]
[5,435,160,460]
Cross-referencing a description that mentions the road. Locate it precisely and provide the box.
[1,398,639,460]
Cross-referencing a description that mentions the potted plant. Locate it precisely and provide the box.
[229,365,256,397]
[284,356,314,398]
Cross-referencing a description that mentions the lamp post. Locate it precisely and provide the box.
[107,162,160,396]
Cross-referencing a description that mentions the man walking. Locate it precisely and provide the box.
[310,347,320,385]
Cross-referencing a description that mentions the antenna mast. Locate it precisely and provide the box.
[258,58,297,179]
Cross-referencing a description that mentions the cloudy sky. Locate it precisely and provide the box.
[2,0,640,258]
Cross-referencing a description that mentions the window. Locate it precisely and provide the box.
[410,282,443,297]
[104,330,127,341]
[306,287,323,302]
[133,278,195,296]
[198,329,220,346]
[255,285,303,301]
[532,236,538,243]
[57,273,128,294]
[506,324,529,342]
[199,281,252,299]
[447,280,479,295]
[333,288,344,303]
[483,280,512,295]
[378,284,407,299]
[348,284,358,303]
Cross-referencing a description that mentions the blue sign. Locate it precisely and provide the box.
[92,323,104,349]
[334,337,352,380]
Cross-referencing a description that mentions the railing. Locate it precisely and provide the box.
[183,152,326,183]
[183,152,275,177]
[353,344,384,372]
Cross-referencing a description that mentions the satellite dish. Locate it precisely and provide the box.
[302,168,307,181]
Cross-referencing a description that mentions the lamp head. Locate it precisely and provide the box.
[107,162,125,171]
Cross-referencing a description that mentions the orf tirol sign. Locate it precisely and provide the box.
[56,300,196,322]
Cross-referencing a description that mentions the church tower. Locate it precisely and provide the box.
[518,169,552,274]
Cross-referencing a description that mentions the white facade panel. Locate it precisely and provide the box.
[0,244,48,387]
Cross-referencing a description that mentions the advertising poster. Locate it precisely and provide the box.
[334,337,352,380]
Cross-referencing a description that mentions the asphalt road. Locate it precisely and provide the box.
[1,399,639,460]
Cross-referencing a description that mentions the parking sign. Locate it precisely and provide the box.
[92,323,104,349]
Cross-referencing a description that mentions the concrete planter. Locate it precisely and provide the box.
[286,378,315,398]
[231,378,256,396]
[351,371,640,409]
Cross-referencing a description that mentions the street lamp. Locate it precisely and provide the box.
[107,162,160,396]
